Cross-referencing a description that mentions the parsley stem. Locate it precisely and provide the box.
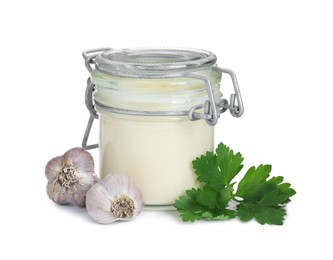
[232,197,242,203]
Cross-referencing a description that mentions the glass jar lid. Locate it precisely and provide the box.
[82,47,244,149]
[94,48,217,77]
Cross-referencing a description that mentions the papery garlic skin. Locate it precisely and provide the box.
[86,173,144,224]
[45,147,98,207]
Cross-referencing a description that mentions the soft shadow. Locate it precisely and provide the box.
[53,203,93,223]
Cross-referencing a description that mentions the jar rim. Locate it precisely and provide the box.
[94,48,217,77]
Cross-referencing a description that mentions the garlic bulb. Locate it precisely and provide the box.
[86,173,144,224]
[45,147,99,207]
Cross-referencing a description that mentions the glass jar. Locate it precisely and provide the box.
[82,48,243,206]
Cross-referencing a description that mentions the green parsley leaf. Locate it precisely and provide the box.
[236,164,272,199]
[192,152,225,191]
[235,165,296,224]
[215,143,244,185]
[173,188,207,222]
[173,186,237,222]
[237,203,286,225]
[192,144,244,191]
[196,186,219,209]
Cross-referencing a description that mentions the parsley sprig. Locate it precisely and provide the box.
[173,143,296,225]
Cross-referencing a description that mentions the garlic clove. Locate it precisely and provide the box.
[63,147,95,175]
[73,172,97,207]
[47,180,70,205]
[45,155,63,182]
[86,183,116,224]
[72,190,86,207]
[102,172,132,196]
[86,173,145,224]
[45,147,99,207]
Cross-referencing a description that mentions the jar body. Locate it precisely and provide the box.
[98,113,213,205]
[92,74,221,205]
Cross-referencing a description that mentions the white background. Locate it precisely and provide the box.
[0,0,332,259]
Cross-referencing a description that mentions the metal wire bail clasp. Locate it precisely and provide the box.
[187,74,219,126]
[82,48,112,149]
[219,68,244,117]
[187,68,244,125]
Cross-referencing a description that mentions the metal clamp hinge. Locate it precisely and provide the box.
[82,78,99,149]
[82,48,112,149]
[187,68,244,123]
[219,68,244,117]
